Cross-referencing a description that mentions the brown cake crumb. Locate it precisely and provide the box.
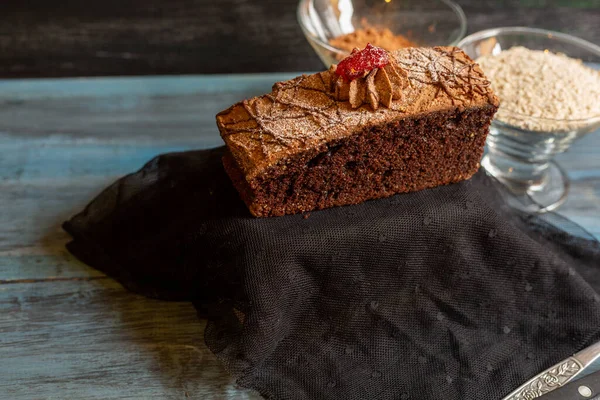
[329,26,417,55]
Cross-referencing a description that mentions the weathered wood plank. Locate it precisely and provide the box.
[0,74,300,140]
[0,279,260,399]
[556,133,600,238]
[0,253,104,282]
[0,0,599,78]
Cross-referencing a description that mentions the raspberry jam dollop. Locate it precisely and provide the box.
[335,44,390,82]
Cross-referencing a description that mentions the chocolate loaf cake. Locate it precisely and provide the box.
[217,46,499,217]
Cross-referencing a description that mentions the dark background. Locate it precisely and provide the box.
[1,0,599,78]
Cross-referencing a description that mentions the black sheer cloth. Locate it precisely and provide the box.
[64,147,600,400]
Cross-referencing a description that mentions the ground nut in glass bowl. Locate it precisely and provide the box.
[458,27,600,212]
[298,0,467,68]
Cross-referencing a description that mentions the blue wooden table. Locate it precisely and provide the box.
[0,74,599,399]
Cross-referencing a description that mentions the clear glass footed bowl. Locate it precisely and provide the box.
[297,0,467,68]
[458,27,600,212]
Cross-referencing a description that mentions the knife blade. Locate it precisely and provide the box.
[502,341,600,400]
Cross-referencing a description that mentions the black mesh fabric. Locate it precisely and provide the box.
[63,147,600,400]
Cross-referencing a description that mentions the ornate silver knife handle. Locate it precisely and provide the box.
[503,358,583,400]
[503,341,600,400]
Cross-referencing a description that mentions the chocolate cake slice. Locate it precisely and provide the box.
[216,46,499,217]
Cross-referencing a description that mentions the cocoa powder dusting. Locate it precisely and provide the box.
[329,27,417,55]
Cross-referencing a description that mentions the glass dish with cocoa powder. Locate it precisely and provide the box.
[298,0,467,67]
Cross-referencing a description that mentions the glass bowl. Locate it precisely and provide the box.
[458,27,600,212]
[297,0,467,68]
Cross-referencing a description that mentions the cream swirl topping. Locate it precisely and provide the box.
[330,54,408,110]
